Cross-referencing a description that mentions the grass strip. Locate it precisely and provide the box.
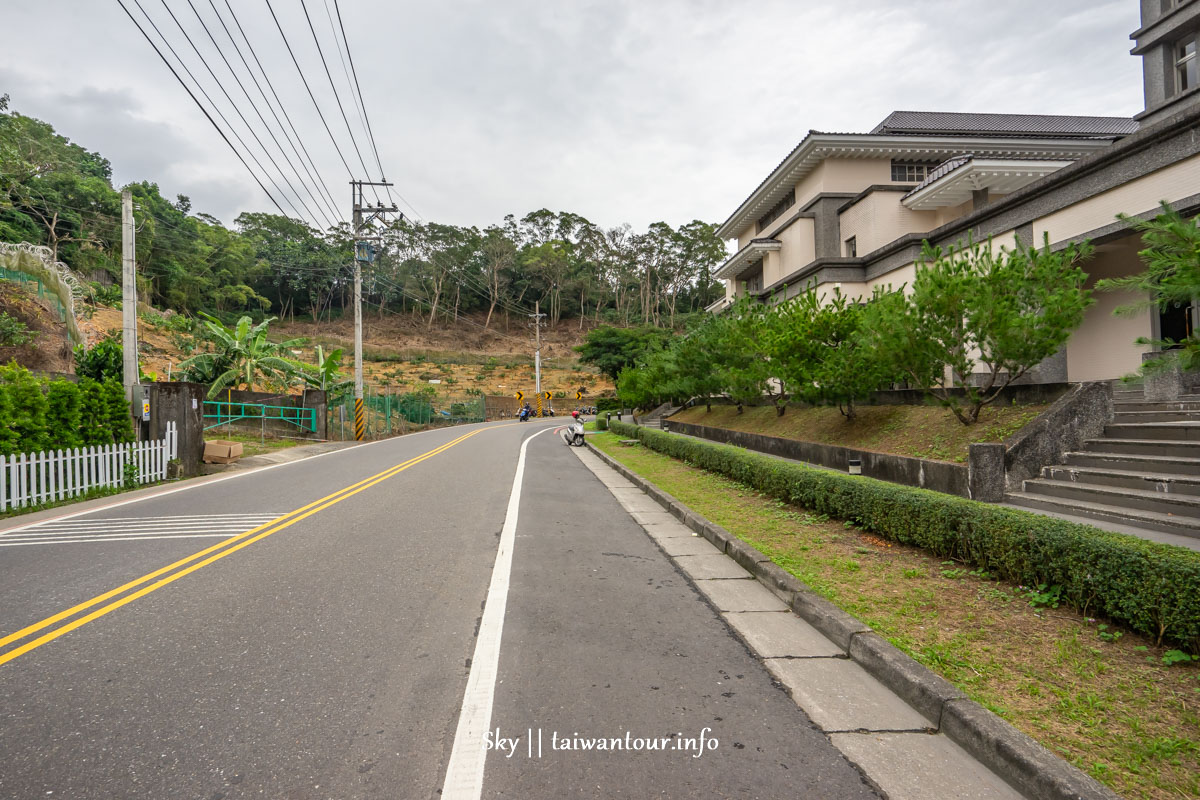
[592,431,1200,800]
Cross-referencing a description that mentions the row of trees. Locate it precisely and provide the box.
[617,235,1095,425]
[0,97,724,329]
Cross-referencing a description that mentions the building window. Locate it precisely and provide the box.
[891,161,932,182]
[844,237,857,258]
[1177,36,1198,94]
[756,189,795,233]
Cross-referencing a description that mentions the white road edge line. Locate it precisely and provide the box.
[440,426,552,800]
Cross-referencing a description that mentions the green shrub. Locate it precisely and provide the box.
[74,334,124,382]
[595,415,608,431]
[78,378,111,446]
[101,379,134,444]
[608,420,1200,651]
[0,312,36,347]
[44,380,83,450]
[0,361,49,453]
[0,384,17,454]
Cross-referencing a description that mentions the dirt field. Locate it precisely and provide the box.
[69,303,613,400]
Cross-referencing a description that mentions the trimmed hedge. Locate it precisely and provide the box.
[608,420,1200,651]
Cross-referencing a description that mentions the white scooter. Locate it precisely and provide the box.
[561,412,585,446]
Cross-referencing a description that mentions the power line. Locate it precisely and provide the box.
[298,0,379,204]
[152,0,323,228]
[322,0,370,159]
[116,0,293,222]
[216,0,343,222]
[264,0,357,183]
[185,0,340,228]
[329,0,392,208]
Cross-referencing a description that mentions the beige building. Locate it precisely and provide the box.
[711,0,1200,385]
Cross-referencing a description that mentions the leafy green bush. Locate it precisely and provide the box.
[0,361,49,454]
[595,415,608,431]
[101,379,134,444]
[87,282,122,308]
[0,312,36,347]
[44,379,82,450]
[78,378,111,446]
[608,420,1200,651]
[74,334,124,382]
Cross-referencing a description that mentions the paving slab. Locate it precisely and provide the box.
[609,486,659,505]
[627,509,680,527]
[657,534,722,557]
[694,578,789,612]
[764,657,933,732]
[830,732,1023,800]
[672,553,754,580]
[723,611,843,658]
[639,520,700,541]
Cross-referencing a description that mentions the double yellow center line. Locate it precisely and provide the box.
[0,427,488,668]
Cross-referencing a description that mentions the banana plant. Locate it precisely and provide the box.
[298,344,353,402]
[177,313,303,398]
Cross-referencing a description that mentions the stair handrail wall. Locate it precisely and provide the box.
[1003,382,1113,492]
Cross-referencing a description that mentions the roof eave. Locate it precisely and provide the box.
[714,134,1116,241]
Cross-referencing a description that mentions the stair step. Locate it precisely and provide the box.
[1112,400,1200,412]
[1112,409,1200,423]
[1006,492,1200,537]
[1103,422,1200,440]
[1063,450,1200,476]
[1081,438,1200,457]
[1022,478,1200,516]
[1042,465,1200,496]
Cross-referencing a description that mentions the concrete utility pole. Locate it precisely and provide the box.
[351,181,399,441]
[530,301,546,395]
[121,190,138,401]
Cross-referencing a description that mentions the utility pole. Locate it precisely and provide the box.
[530,301,546,394]
[529,301,547,417]
[351,180,399,441]
[121,190,139,406]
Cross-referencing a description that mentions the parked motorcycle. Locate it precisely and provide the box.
[561,412,585,446]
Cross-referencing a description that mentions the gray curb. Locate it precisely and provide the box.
[585,439,1120,800]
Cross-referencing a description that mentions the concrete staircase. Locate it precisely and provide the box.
[639,403,681,429]
[1007,385,1200,538]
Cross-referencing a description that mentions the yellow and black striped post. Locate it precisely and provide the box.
[354,397,365,441]
[536,394,543,418]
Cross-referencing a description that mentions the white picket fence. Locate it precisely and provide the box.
[1,422,178,512]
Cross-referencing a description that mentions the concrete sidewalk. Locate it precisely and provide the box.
[576,443,1120,800]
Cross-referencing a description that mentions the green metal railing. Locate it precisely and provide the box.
[203,401,317,433]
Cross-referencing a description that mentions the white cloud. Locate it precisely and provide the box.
[0,0,1145,233]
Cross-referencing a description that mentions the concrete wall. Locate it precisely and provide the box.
[840,191,938,256]
[1034,151,1200,243]
[665,420,971,498]
[769,217,816,285]
[147,382,206,477]
[1065,235,1152,383]
[1003,381,1112,490]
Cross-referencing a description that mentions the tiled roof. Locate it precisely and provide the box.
[906,154,974,196]
[872,111,1139,138]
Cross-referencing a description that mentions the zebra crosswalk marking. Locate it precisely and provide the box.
[0,514,285,548]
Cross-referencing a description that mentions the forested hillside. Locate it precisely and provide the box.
[0,95,726,330]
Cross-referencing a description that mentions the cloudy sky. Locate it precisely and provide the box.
[0,0,1143,234]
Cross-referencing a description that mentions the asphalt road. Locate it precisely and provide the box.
[0,419,879,799]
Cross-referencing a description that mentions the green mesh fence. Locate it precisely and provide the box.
[328,390,487,440]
